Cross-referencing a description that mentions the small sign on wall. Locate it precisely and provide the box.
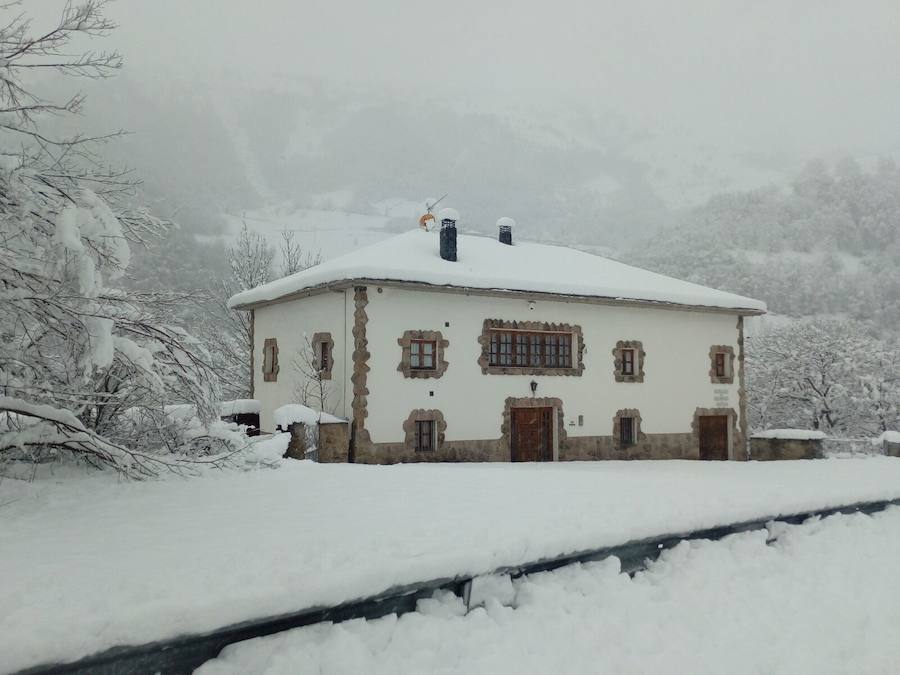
[713,388,730,407]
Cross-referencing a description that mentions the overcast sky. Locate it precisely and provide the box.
[34,0,900,157]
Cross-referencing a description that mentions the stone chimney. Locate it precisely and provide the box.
[497,217,515,245]
[438,208,459,262]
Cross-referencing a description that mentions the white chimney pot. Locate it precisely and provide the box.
[438,207,460,223]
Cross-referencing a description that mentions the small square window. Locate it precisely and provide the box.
[410,340,436,370]
[620,417,635,446]
[414,419,435,452]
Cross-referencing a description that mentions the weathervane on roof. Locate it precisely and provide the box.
[419,193,448,231]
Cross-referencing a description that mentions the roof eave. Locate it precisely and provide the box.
[229,277,766,316]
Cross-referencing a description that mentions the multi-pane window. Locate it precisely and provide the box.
[622,348,635,376]
[488,331,572,369]
[715,352,726,378]
[620,417,635,446]
[410,340,437,370]
[414,419,435,452]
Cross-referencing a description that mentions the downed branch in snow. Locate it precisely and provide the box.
[0,396,177,478]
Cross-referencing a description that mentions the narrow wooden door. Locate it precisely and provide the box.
[698,415,729,460]
[511,407,553,462]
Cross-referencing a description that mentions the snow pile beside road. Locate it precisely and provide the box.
[199,507,900,675]
[3,459,900,672]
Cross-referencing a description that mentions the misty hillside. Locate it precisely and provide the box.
[629,158,900,331]
[70,72,802,243]
[62,73,899,338]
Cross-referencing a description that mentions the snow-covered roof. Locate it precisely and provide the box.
[228,229,766,313]
[876,430,900,445]
[274,404,347,429]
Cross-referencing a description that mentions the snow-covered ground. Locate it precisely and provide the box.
[198,506,900,675]
[4,452,900,672]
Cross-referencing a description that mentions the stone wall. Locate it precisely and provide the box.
[750,437,823,461]
[353,438,505,464]
[562,433,697,461]
[318,421,351,463]
[285,422,307,460]
[352,432,701,464]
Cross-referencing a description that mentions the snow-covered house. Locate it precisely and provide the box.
[228,211,766,463]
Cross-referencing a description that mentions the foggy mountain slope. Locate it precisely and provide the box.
[628,158,900,331]
[65,72,898,328]
[54,75,259,235]
[68,72,810,247]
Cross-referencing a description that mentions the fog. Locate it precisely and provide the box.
[26,0,900,323]
[34,0,900,157]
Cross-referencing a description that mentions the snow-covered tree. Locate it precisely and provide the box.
[208,223,321,399]
[206,222,274,398]
[858,344,900,435]
[631,157,900,335]
[747,318,900,436]
[0,1,244,476]
[279,230,322,277]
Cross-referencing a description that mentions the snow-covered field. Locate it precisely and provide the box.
[3,452,900,673]
[199,506,900,675]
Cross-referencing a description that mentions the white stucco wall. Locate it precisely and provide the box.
[252,290,351,431]
[362,286,743,443]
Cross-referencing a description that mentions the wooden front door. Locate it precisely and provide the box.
[511,407,553,462]
[698,415,730,460]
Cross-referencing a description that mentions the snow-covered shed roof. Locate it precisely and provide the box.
[228,229,766,313]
